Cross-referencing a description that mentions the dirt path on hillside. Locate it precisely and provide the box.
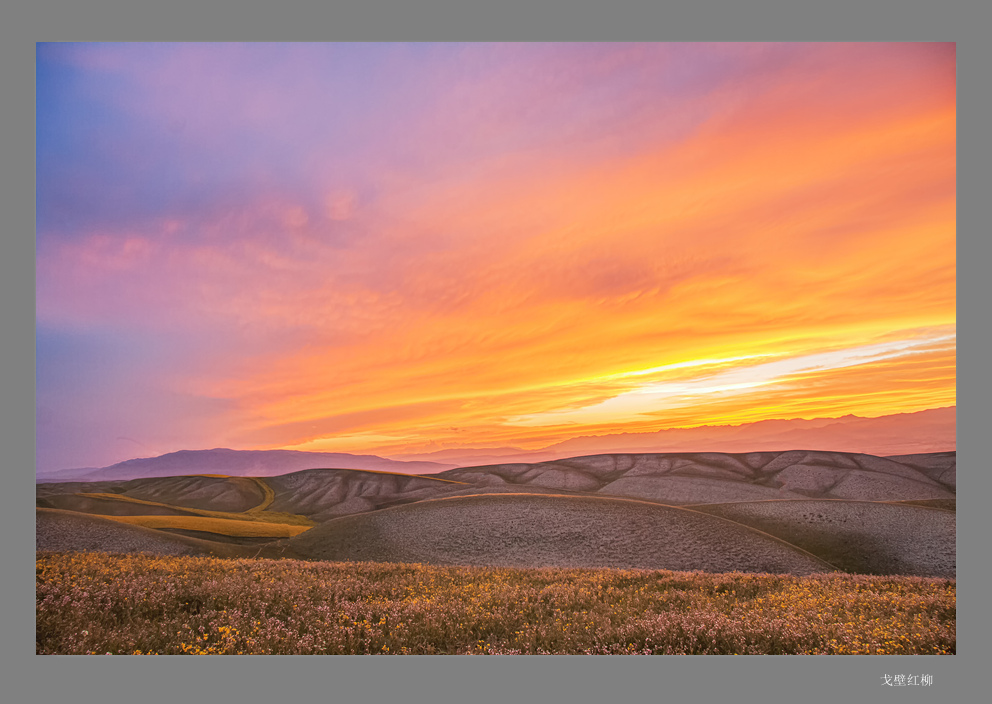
[242,477,275,513]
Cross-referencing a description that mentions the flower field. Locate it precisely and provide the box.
[36,552,955,655]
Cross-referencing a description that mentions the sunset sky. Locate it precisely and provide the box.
[36,42,956,473]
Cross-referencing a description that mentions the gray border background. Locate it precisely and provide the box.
[4,2,986,703]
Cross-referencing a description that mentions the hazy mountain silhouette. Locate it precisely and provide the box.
[35,448,457,483]
[391,407,955,467]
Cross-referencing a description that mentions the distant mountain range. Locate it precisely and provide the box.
[35,448,457,483]
[391,407,956,467]
[37,407,954,483]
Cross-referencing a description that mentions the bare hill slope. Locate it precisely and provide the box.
[691,500,955,578]
[286,493,835,575]
[264,468,471,520]
[434,451,955,504]
[36,475,269,513]
[884,451,956,488]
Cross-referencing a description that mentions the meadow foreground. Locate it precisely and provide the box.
[36,552,955,655]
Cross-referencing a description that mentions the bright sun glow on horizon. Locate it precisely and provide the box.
[35,42,955,471]
[506,331,955,428]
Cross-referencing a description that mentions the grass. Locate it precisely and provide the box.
[94,515,312,538]
[37,552,955,655]
[77,488,314,527]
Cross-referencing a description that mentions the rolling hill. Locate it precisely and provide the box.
[36,449,956,577]
[284,493,836,574]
